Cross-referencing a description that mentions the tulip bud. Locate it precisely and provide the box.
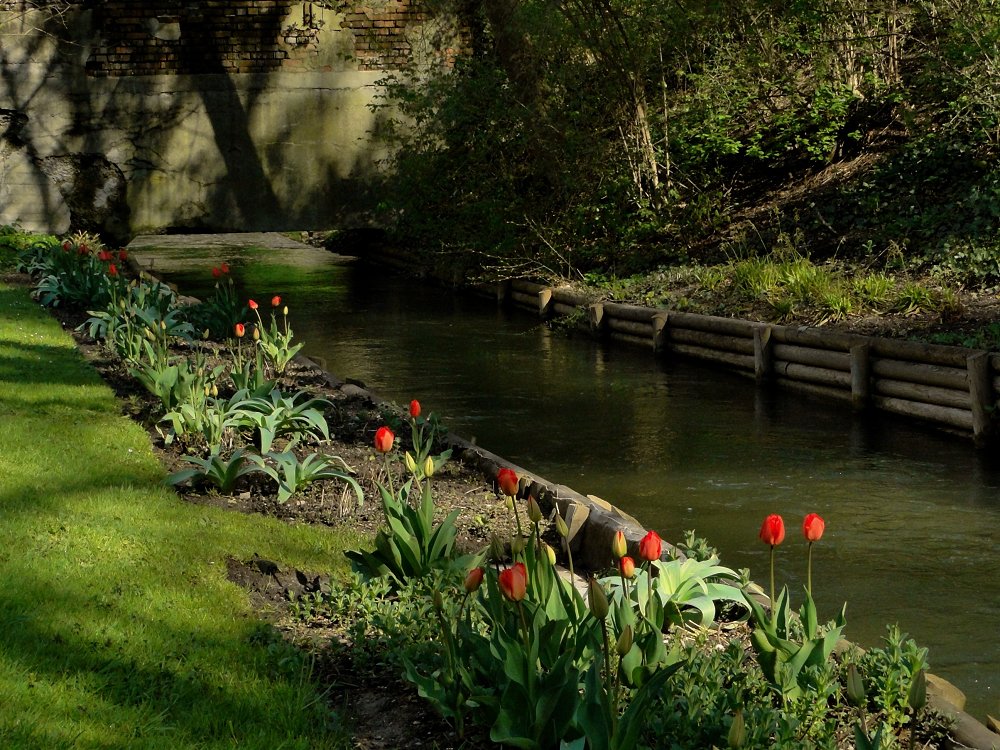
[802,513,825,542]
[145,328,155,341]
[587,576,609,620]
[639,530,662,562]
[204,385,210,396]
[423,456,435,478]
[907,669,927,712]
[505,497,515,513]
[489,534,505,563]
[248,299,259,310]
[497,467,519,497]
[616,624,633,656]
[543,543,556,565]
[374,426,394,454]
[510,535,526,555]
[527,496,542,523]
[727,709,746,748]
[464,567,484,593]
[498,563,527,602]
[620,556,636,578]
[404,451,417,474]
[160,320,166,331]
[211,383,218,397]
[759,514,785,546]
[409,399,421,419]
[845,663,866,708]
[283,306,288,316]
[271,295,281,307]
[235,323,245,338]
[612,529,627,559]
[253,327,260,341]
[555,513,569,538]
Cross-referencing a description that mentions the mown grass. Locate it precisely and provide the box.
[0,281,365,749]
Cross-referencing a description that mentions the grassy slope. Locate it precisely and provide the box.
[0,282,364,749]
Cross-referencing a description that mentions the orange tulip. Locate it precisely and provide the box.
[374,426,394,453]
[639,530,662,562]
[234,323,245,338]
[803,513,825,542]
[499,562,527,602]
[620,556,635,578]
[497,467,519,497]
[464,567,484,593]
[759,514,786,547]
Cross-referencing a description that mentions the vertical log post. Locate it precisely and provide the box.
[496,281,511,305]
[652,312,669,354]
[753,325,773,383]
[588,303,605,336]
[967,351,993,442]
[850,344,871,411]
[538,288,554,318]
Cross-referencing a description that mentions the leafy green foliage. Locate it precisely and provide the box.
[166,448,259,493]
[247,450,361,504]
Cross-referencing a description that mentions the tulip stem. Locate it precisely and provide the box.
[769,544,776,609]
[382,454,395,499]
[807,542,813,598]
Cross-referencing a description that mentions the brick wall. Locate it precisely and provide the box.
[75,0,465,78]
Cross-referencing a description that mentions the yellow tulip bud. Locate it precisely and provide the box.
[211,383,218,397]
[423,456,435,478]
[543,543,556,565]
[404,451,417,474]
[555,513,569,538]
[283,305,289,316]
[611,529,627,559]
[253,327,260,341]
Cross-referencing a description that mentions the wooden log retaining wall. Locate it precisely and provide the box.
[494,279,1000,442]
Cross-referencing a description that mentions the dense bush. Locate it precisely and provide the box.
[375,0,1000,280]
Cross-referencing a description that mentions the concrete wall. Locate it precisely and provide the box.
[0,1,465,242]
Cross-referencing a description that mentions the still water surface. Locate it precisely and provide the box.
[135,242,999,718]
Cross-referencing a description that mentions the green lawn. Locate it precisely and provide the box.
[0,282,364,749]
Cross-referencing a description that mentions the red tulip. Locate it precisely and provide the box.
[497,467,519,497]
[612,529,627,559]
[98,250,112,262]
[639,530,662,562]
[118,250,128,261]
[759,514,786,547]
[248,299,259,310]
[234,323,246,338]
[271,295,281,307]
[499,562,527,602]
[211,267,221,278]
[78,243,89,255]
[61,240,71,252]
[107,263,118,277]
[220,262,229,274]
[374,426,394,453]
[803,513,825,542]
[464,567,484,593]
[620,556,635,579]
[409,399,421,419]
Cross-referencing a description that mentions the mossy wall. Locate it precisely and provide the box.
[0,1,466,241]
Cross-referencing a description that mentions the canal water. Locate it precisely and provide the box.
[132,240,999,719]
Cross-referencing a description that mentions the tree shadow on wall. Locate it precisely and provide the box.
[175,6,283,230]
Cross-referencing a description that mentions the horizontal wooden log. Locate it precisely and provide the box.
[872,358,967,390]
[551,287,594,307]
[552,302,579,317]
[871,337,973,369]
[771,324,864,352]
[511,279,546,295]
[664,311,757,338]
[774,377,852,404]
[608,331,653,348]
[773,361,852,389]
[607,317,653,337]
[669,342,755,371]
[509,290,539,309]
[602,301,655,323]
[875,378,970,410]
[772,343,851,372]
[667,327,754,355]
[873,396,973,432]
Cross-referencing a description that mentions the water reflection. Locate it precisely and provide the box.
[134,244,999,718]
